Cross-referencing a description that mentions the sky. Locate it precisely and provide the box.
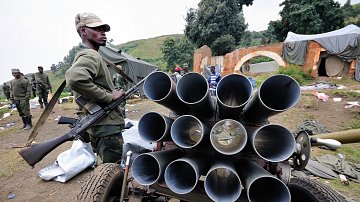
[0,0,357,84]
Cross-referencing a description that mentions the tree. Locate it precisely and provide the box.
[50,64,57,74]
[161,38,179,72]
[269,0,345,41]
[161,37,195,72]
[185,0,251,55]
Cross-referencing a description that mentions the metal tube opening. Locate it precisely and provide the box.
[139,112,172,142]
[248,177,291,202]
[204,163,242,202]
[210,119,247,155]
[171,115,207,148]
[217,74,253,119]
[165,160,198,194]
[252,124,296,162]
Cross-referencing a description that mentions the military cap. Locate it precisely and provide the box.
[75,12,110,32]
[11,68,20,73]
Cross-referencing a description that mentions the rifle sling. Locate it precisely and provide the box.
[26,80,66,146]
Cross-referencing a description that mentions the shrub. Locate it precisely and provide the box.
[277,65,313,85]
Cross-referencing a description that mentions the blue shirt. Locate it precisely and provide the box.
[208,72,221,88]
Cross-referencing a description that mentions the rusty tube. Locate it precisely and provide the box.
[312,128,360,144]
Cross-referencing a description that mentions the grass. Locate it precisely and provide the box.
[312,143,360,164]
[58,102,77,111]
[311,143,360,200]
[0,126,18,137]
[277,65,314,85]
[253,72,274,87]
[0,107,12,120]
[342,111,360,130]
[329,89,360,98]
[0,148,27,177]
[60,91,72,98]
[318,178,360,201]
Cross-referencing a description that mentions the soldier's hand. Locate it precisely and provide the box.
[111,90,125,101]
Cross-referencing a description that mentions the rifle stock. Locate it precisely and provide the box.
[19,133,73,166]
[19,69,157,166]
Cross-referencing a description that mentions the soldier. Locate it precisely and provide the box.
[34,66,52,108]
[113,71,128,118]
[2,82,11,100]
[65,12,125,164]
[30,74,36,98]
[10,69,32,130]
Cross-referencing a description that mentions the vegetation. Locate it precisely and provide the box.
[343,0,360,26]
[161,37,195,72]
[117,35,183,70]
[312,143,360,172]
[344,111,360,130]
[277,65,314,85]
[330,89,360,98]
[249,56,274,64]
[269,0,345,41]
[184,0,250,55]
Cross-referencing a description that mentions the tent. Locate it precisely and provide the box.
[99,46,158,95]
[283,25,360,77]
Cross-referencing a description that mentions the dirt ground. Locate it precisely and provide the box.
[0,77,360,202]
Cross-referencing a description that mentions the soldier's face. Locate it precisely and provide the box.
[82,26,107,46]
[38,68,43,73]
[12,72,20,79]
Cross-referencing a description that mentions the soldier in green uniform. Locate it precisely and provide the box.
[2,82,11,100]
[112,72,128,118]
[35,66,52,108]
[30,74,37,98]
[10,69,32,130]
[65,13,125,165]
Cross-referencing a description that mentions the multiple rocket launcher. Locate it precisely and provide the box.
[132,71,301,201]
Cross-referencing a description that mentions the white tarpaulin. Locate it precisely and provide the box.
[283,24,360,65]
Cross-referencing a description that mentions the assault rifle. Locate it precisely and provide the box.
[19,70,156,166]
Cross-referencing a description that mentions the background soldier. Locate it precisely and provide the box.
[10,69,32,130]
[2,82,11,100]
[31,74,37,98]
[113,72,128,118]
[34,66,52,108]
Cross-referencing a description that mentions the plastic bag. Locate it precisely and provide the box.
[38,140,96,182]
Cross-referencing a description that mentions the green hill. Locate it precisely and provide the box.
[117,34,183,58]
[116,34,183,68]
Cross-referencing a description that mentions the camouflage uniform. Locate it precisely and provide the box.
[2,83,11,100]
[34,71,51,108]
[65,46,125,165]
[10,75,32,129]
[113,73,127,118]
[31,75,36,98]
